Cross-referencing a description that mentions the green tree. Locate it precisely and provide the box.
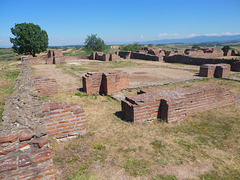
[84,34,106,52]
[121,42,142,52]
[222,45,231,51]
[191,45,201,50]
[10,22,48,57]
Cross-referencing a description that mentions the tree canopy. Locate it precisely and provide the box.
[84,34,106,52]
[191,45,201,50]
[120,42,142,52]
[10,22,48,57]
[222,45,231,52]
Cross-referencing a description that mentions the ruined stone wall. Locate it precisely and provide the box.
[199,64,231,78]
[102,71,129,94]
[89,52,120,61]
[32,77,58,97]
[164,54,237,66]
[0,57,55,179]
[121,84,236,123]
[82,70,129,94]
[164,50,185,57]
[82,72,103,94]
[110,54,121,61]
[231,61,240,71]
[131,52,163,62]
[41,101,86,139]
[118,51,132,59]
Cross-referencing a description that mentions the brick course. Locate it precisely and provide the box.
[82,70,129,94]
[41,101,87,139]
[121,84,236,123]
[199,64,231,78]
[32,77,58,97]
[231,61,240,71]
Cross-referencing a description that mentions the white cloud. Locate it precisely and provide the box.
[185,34,198,38]
[204,32,240,36]
[140,35,144,39]
[158,33,180,39]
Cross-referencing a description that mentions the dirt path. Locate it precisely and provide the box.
[32,64,81,93]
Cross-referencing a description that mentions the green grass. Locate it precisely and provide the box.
[0,59,20,122]
[153,174,177,180]
[66,60,141,73]
[124,159,149,176]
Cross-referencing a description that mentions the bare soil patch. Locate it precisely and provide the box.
[32,64,81,93]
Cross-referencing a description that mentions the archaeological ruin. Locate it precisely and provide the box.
[121,84,236,123]
[0,57,86,179]
[199,64,231,78]
[82,70,129,94]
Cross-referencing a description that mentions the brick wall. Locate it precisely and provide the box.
[165,50,185,57]
[82,70,129,94]
[121,84,236,123]
[110,54,121,61]
[102,71,129,94]
[41,101,86,139]
[0,57,55,179]
[82,72,104,94]
[184,49,223,58]
[89,52,120,61]
[199,64,231,78]
[32,77,58,97]
[118,51,163,61]
[164,54,237,66]
[118,51,132,59]
[231,61,240,71]
[131,52,163,62]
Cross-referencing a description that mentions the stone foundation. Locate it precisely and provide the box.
[121,84,236,123]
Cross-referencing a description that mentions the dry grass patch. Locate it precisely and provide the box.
[51,78,240,179]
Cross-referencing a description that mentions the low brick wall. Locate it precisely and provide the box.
[231,61,240,71]
[82,70,129,94]
[89,52,120,61]
[131,52,163,62]
[41,101,87,139]
[102,70,129,94]
[82,72,103,94]
[0,57,54,179]
[199,64,231,78]
[121,84,236,123]
[32,77,58,97]
[164,54,238,66]
[110,54,121,61]
[118,51,163,61]
[118,51,132,59]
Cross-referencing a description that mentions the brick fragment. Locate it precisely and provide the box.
[19,130,35,141]
[0,136,18,144]
[0,156,17,173]
[30,136,49,148]
[0,144,17,155]
[33,149,52,163]
[18,154,32,167]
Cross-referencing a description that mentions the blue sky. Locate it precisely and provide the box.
[1,0,240,47]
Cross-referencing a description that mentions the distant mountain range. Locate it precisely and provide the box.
[48,34,240,48]
[139,35,240,45]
